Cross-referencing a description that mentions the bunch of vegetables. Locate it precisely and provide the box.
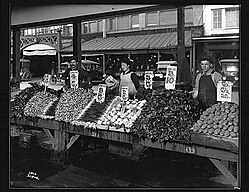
[24,92,58,117]
[131,88,201,142]
[97,98,146,130]
[77,94,116,123]
[55,88,95,122]
[135,87,153,101]
[191,102,239,138]
[10,83,62,119]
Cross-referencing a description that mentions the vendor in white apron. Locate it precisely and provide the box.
[193,55,222,110]
[119,58,140,99]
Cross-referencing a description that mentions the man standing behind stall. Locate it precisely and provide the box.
[119,58,140,99]
[192,55,222,110]
[62,56,91,89]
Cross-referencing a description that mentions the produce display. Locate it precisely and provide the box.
[75,94,116,123]
[191,102,239,138]
[131,88,201,142]
[24,92,58,118]
[96,97,147,131]
[10,83,62,119]
[55,88,95,122]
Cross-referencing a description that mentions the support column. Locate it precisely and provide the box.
[73,19,82,62]
[57,29,62,75]
[177,6,185,83]
[103,53,106,75]
[192,40,196,85]
[13,28,21,83]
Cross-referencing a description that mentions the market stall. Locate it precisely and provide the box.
[10,80,239,188]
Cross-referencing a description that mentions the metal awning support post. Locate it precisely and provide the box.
[13,28,21,83]
[103,53,106,75]
[57,29,62,75]
[177,6,185,83]
[73,19,82,62]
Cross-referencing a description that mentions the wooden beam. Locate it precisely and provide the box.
[66,134,80,150]
[43,128,56,148]
[209,158,238,187]
[13,28,21,82]
[73,19,82,62]
[177,6,185,82]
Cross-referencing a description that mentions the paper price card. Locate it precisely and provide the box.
[42,74,51,87]
[165,66,177,90]
[144,71,154,89]
[217,81,232,102]
[96,84,107,103]
[70,70,79,89]
[121,86,129,101]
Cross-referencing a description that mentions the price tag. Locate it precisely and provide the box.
[96,84,107,103]
[165,66,177,90]
[70,70,79,89]
[42,74,51,93]
[121,86,129,101]
[185,145,196,154]
[144,71,154,89]
[105,75,118,90]
[217,81,232,102]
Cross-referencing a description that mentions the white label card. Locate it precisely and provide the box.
[121,86,129,101]
[144,71,154,89]
[70,70,79,89]
[96,84,107,103]
[165,66,177,90]
[217,81,232,102]
[43,74,51,87]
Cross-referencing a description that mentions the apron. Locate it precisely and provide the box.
[119,72,137,98]
[197,74,217,109]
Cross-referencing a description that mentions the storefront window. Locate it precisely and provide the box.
[82,23,88,34]
[212,9,222,29]
[131,15,139,28]
[117,16,129,30]
[89,21,97,33]
[159,10,177,26]
[98,20,103,32]
[225,8,239,28]
[146,12,158,26]
[108,18,116,31]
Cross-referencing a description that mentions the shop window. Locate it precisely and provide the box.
[98,20,103,32]
[82,22,88,34]
[146,12,158,26]
[131,14,139,28]
[108,18,116,31]
[225,8,239,28]
[159,10,177,26]
[117,16,129,30]
[185,7,193,25]
[212,9,222,29]
[89,21,97,33]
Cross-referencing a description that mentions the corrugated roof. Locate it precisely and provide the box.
[62,30,192,53]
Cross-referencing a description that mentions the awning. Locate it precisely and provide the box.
[23,44,57,56]
[61,30,192,53]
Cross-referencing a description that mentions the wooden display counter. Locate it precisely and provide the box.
[10,117,239,188]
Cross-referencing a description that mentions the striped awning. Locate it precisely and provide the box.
[62,30,192,53]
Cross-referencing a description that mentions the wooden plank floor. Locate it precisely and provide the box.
[46,165,132,188]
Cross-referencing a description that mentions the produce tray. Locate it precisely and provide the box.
[190,131,238,152]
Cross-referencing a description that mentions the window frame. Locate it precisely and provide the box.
[212,9,222,30]
[225,7,239,29]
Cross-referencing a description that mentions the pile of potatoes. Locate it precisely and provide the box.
[192,102,239,138]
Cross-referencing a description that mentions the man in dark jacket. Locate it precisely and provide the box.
[62,56,91,88]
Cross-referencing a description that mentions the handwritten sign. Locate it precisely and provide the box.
[121,86,129,101]
[42,74,51,93]
[70,70,79,89]
[96,84,107,103]
[217,81,232,102]
[144,71,154,89]
[105,75,118,90]
[165,66,177,90]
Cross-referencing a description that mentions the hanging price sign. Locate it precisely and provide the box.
[165,66,177,90]
[42,74,51,93]
[121,86,129,101]
[144,71,154,89]
[70,70,79,90]
[217,81,232,102]
[96,84,107,103]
